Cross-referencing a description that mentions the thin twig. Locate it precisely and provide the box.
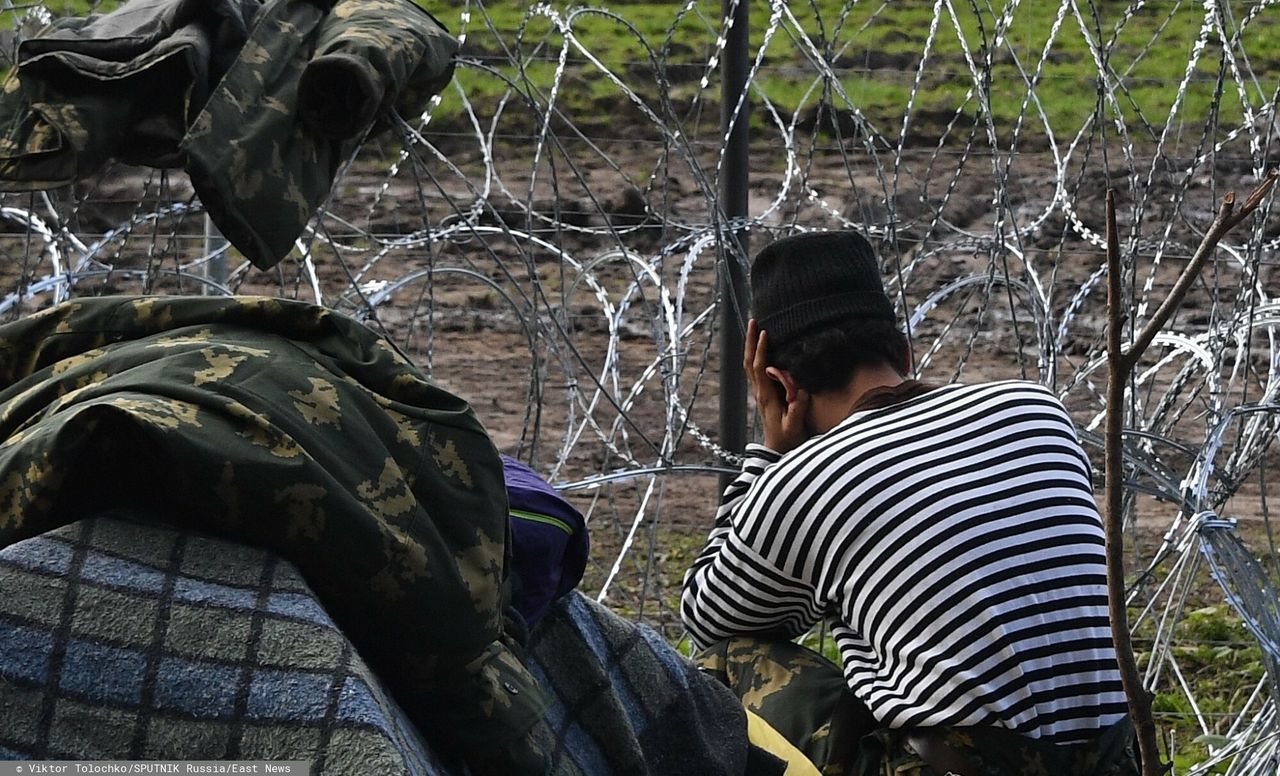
[1125,172,1278,367]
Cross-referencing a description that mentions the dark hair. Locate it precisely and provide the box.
[769,318,910,394]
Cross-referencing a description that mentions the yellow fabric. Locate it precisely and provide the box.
[745,708,823,776]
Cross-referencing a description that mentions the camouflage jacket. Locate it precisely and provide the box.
[0,0,457,270]
[855,722,1140,776]
[0,296,547,772]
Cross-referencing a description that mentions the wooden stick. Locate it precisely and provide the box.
[1103,172,1275,776]
[1102,190,1160,774]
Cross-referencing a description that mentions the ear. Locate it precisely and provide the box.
[764,366,801,403]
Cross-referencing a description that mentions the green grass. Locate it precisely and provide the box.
[435,1,1280,143]
[1138,601,1269,771]
[10,1,1278,143]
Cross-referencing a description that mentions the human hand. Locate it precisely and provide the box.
[745,319,811,454]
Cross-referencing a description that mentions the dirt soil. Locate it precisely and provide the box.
[2,134,1275,638]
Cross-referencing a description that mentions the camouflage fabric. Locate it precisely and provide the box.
[0,0,458,271]
[0,0,260,187]
[696,637,873,775]
[0,295,547,774]
[183,0,458,270]
[697,636,1140,776]
[297,0,457,140]
[852,722,1140,776]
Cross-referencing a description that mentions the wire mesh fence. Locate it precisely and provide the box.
[5,0,1280,770]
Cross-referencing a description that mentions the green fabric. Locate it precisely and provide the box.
[696,636,1140,776]
[182,0,458,270]
[298,0,457,139]
[850,721,1140,776]
[0,0,458,271]
[0,295,546,773]
[0,0,257,187]
[696,637,873,775]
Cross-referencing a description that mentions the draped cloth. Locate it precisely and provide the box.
[0,295,543,772]
[0,0,458,270]
[0,514,764,775]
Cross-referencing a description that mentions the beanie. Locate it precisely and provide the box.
[750,230,895,349]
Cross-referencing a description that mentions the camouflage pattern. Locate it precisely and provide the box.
[909,723,1139,776]
[697,637,872,775]
[0,0,458,271]
[0,295,547,773]
[0,0,260,189]
[697,636,1140,776]
[298,0,458,139]
[183,0,458,270]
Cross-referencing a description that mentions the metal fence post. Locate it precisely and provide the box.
[719,0,750,491]
[203,214,229,293]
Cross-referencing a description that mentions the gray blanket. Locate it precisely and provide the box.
[0,514,767,775]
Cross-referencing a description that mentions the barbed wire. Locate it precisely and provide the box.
[4,0,1280,767]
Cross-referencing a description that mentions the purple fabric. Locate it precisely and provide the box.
[502,456,589,627]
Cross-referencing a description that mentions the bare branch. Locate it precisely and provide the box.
[1102,173,1275,776]
[1104,190,1166,776]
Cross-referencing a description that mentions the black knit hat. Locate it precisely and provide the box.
[750,230,895,349]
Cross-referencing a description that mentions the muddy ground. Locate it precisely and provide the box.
[1,132,1276,638]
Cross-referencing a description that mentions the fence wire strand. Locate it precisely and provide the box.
[5,0,1280,768]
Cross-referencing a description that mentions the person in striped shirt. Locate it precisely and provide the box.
[681,230,1138,775]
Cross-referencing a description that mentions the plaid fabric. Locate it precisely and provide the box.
[0,515,767,776]
[524,594,755,776]
[0,512,454,774]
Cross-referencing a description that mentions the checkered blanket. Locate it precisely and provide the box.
[0,512,454,772]
[0,514,760,775]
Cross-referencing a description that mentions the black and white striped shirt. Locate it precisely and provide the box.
[682,380,1128,743]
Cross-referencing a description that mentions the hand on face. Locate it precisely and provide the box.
[745,319,811,454]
